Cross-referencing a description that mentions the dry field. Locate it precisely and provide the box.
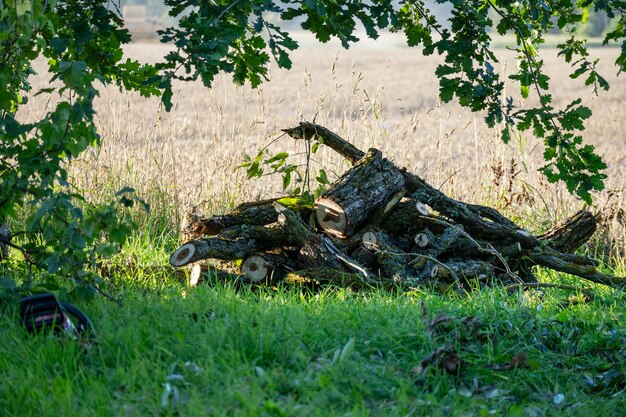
[23,39,626,254]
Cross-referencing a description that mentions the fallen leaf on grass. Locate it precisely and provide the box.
[420,301,483,341]
[584,369,626,394]
[490,351,529,371]
[339,337,356,362]
[411,346,463,376]
[457,384,473,398]
[483,387,500,399]
[161,382,180,410]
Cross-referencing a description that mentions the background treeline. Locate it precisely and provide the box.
[118,0,618,39]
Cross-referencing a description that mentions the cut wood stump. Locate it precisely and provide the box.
[240,252,295,282]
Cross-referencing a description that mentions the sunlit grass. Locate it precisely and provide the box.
[2,43,624,416]
[2,270,625,416]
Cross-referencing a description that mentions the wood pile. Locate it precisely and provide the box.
[170,122,625,291]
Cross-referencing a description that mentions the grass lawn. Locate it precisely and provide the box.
[2,254,625,416]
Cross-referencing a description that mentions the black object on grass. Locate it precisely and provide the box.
[20,293,95,343]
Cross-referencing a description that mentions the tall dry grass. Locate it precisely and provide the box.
[21,41,626,258]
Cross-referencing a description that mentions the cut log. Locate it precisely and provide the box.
[240,252,295,282]
[379,200,447,235]
[414,231,433,248]
[278,209,370,278]
[315,148,405,238]
[361,231,409,281]
[426,227,465,259]
[538,210,598,253]
[170,238,256,266]
[415,202,431,216]
[525,248,626,288]
[407,187,539,248]
[241,254,270,282]
[219,223,299,248]
[181,198,295,239]
[282,123,365,164]
[429,260,495,282]
[171,221,301,267]
[278,209,344,271]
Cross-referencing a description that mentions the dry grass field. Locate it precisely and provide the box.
[23,39,626,255]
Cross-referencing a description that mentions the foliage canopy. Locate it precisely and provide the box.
[0,0,624,292]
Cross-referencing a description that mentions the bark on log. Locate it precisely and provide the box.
[379,200,447,235]
[315,148,405,238]
[170,222,298,267]
[538,210,598,253]
[284,268,386,289]
[0,223,9,260]
[181,198,292,239]
[361,231,409,280]
[426,227,465,259]
[278,209,370,278]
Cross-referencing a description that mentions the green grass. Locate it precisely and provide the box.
[2,264,626,416]
[1,191,625,416]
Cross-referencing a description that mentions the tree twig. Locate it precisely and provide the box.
[420,216,524,284]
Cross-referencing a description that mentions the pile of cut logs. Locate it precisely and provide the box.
[170,122,625,290]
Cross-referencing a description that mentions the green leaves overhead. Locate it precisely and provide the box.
[1,0,156,294]
[155,1,620,203]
